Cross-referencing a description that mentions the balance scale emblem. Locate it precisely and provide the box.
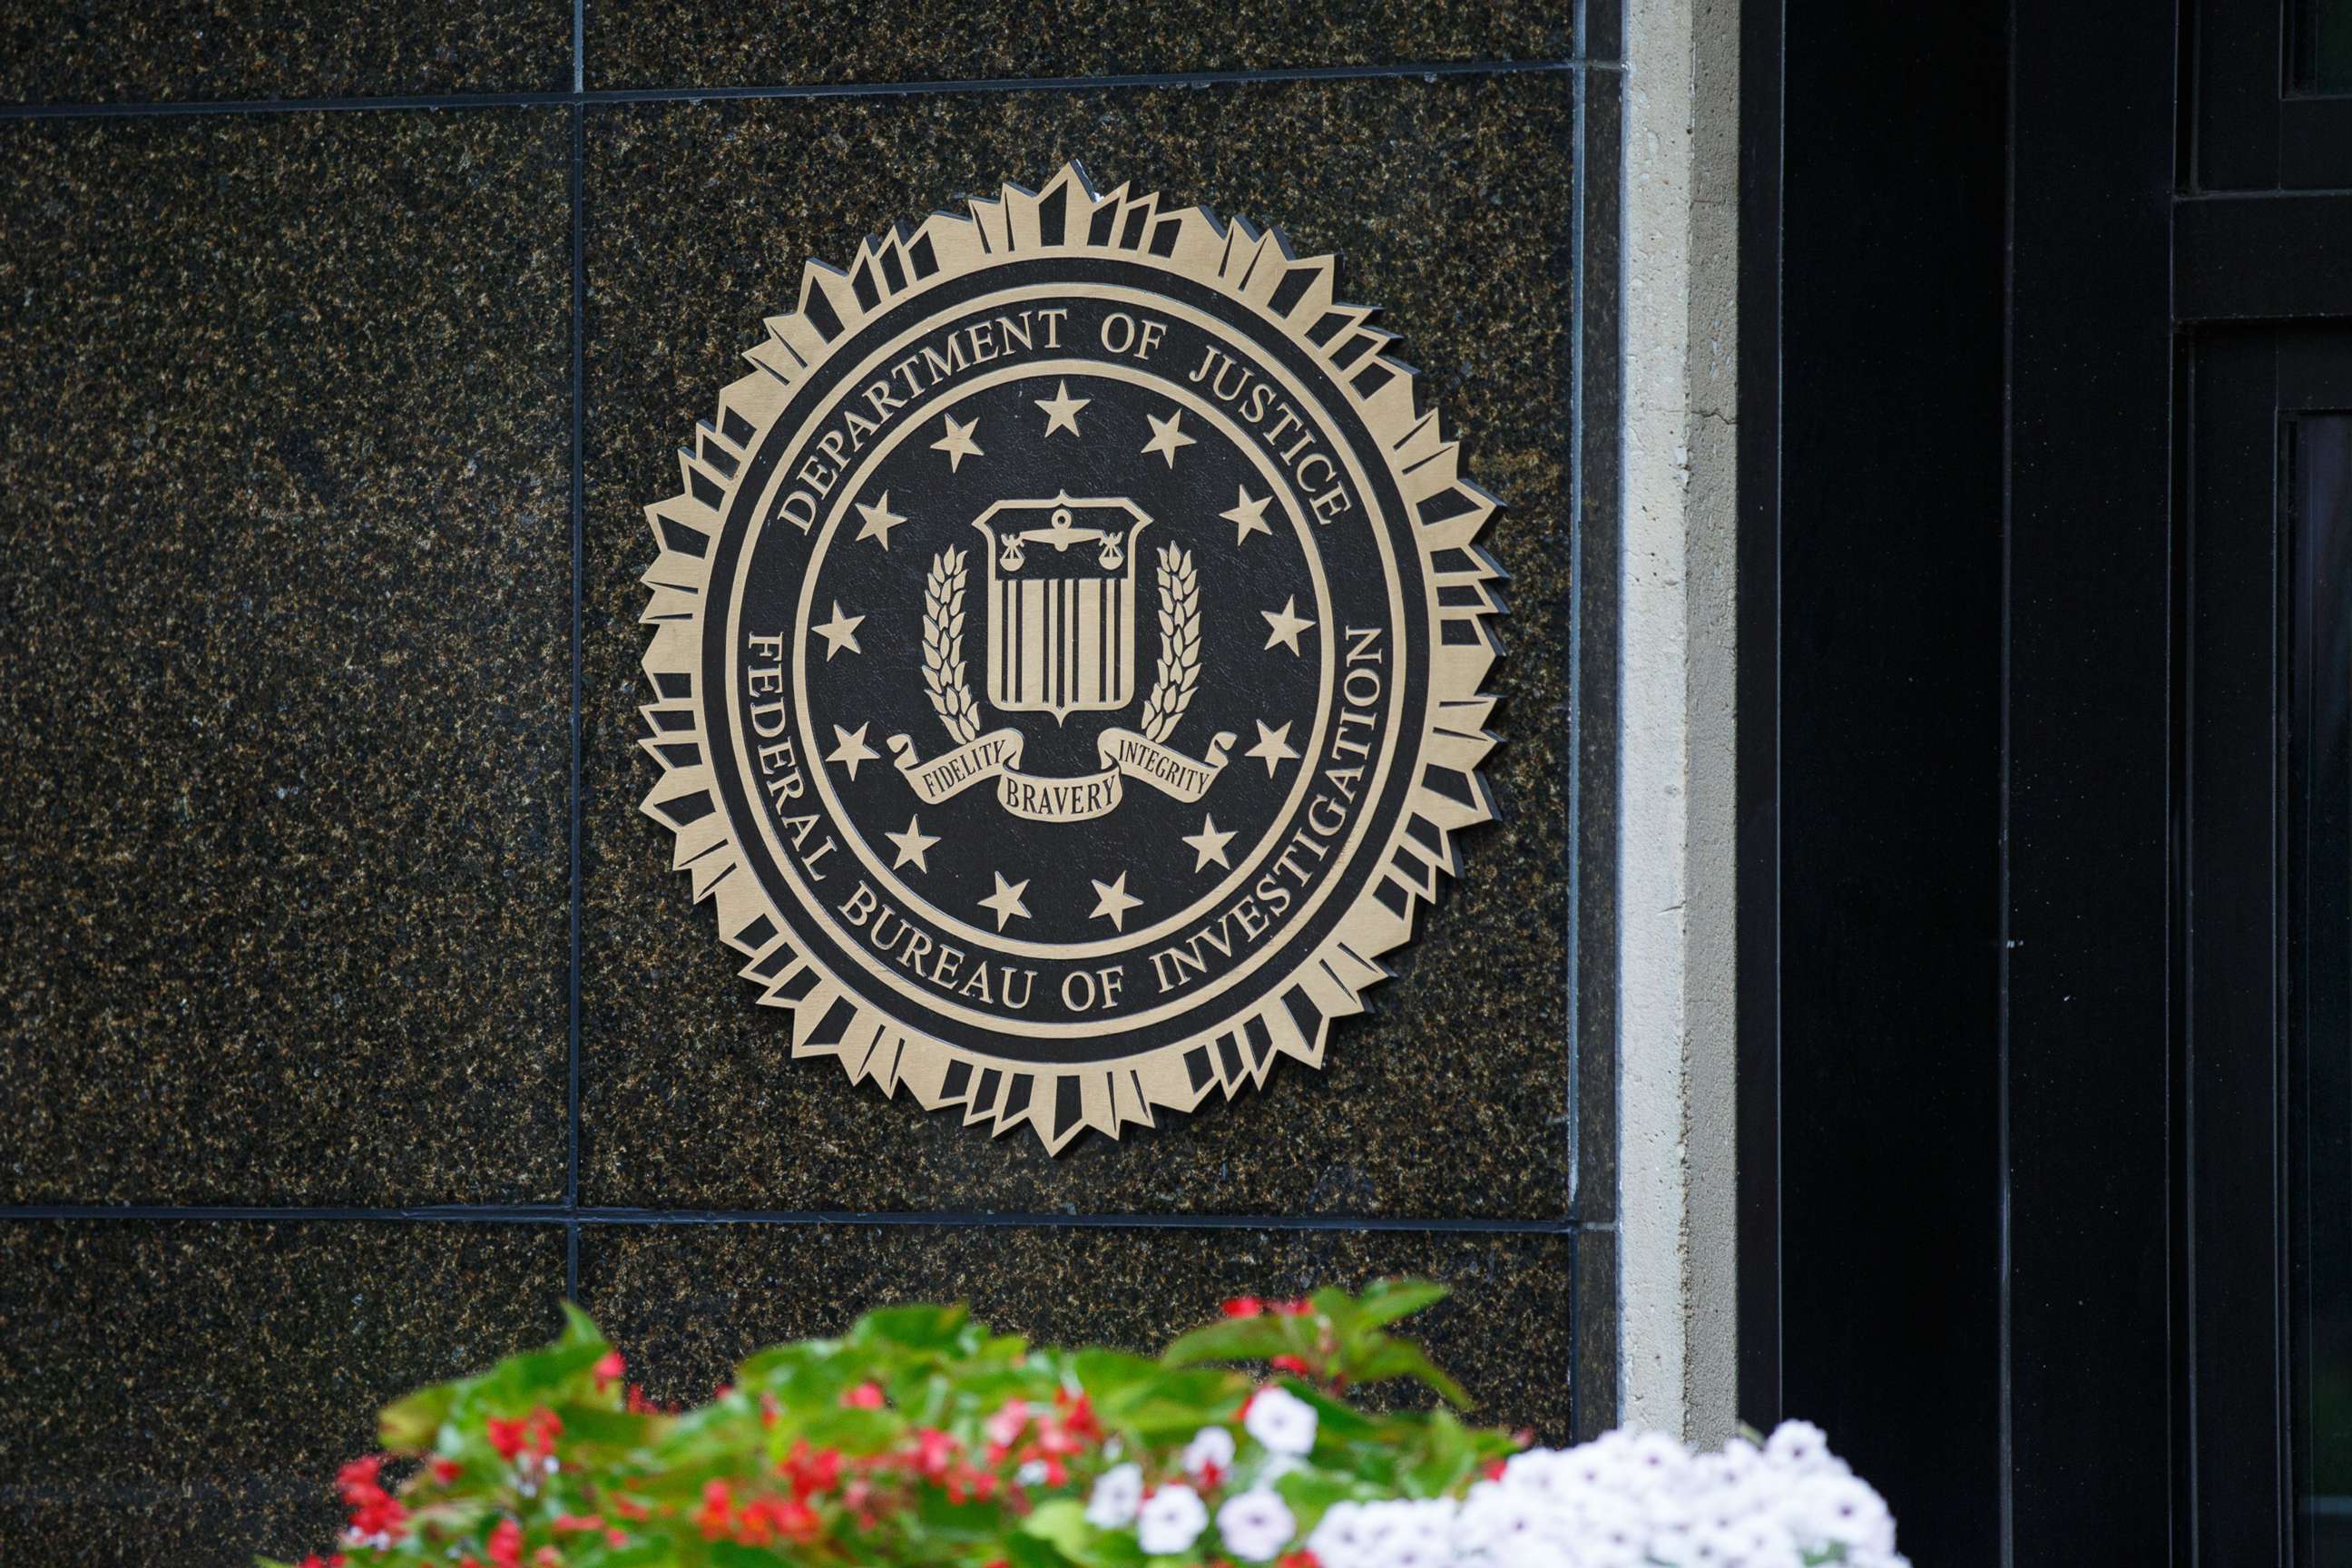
[975,495,1149,721]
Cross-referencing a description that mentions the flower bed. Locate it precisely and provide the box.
[270,1280,1902,1568]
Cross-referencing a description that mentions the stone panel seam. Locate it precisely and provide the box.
[0,59,1611,122]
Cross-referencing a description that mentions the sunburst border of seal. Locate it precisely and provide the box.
[637,162,1504,1153]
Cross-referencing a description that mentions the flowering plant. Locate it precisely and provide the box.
[268,1280,1901,1568]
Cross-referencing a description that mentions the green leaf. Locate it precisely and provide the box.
[1403,1409,1478,1496]
[1009,1531,1080,1568]
[1347,1340,1472,1408]
[1283,1381,1382,1441]
[1307,1286,1362,1338]
[1160,1318,1296,1369]
[711,1543,796,1568]
[548,1402,659,1447]
[852,1303,974,1352]
[1273,1465,1363,1516]
[558,1299,608,1347]
[1022,1498,1096,1555]
[377,1380,457,1451]
[1352,1279,1451,1331]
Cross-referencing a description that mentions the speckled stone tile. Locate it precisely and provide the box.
[585,2,1572,91]
[1572,1223,1615,1438]
[1573,67,1622,1222]
[1,3,571,104]
[0,111,573,1204]
[0,1220,566,1567]
[578,76,1576,1217]
[580,1223,1575,1438]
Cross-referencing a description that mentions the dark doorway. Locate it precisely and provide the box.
[1740,1,2352,1561]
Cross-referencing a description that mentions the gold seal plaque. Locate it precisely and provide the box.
[639,164,1502,1151]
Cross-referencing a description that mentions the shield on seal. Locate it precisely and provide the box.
[972,495,1153,722]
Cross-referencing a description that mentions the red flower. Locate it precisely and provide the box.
[593,1349,626,1391]
[428,1457,463,1485]
[1482,1459,1508,1482]
[1222,1297,1266,1318]
[485,1516,524,1568]
[1270,1354,1313,1377]
[841,1379,887,1409]
[781,1438,844,1501]
[1054,1389,1103,1441]
[334,1454,407,1544]
[696,1480,737,1541]
[296,1557,348,1568]
[945,1461,1001,1504]
[908,1426,960,1479]
[486,1407,562,1464]
[985,1398,1031,1449]
[735,1495,823,1547]
[1279,1553,1324,1568]
[485,1416,525,1461]
[552,1514,605,1534]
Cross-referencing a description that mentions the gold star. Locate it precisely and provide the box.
[932,413,984,471]
[1262,596,1315,656]
[1141,408,1197,467]
[812,601,866,660]
[886,815,940,874]
[854,491,907,550]
[1221,485,1275,546]
[1245,719,1300,777]
[1034,380,1090,437]
[1182,814,1236,873]
[1088,872,1143,931]
[978,871,1032,931]
[826,721,878,779]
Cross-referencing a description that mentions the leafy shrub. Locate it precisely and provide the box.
[269,1280,1900,1568]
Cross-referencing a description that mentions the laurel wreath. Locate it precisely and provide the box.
[923,546,985,745]
[923,542,1199,744]
[1139,543,1200,744]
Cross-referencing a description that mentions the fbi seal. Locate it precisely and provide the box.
[639,165,1502,1151]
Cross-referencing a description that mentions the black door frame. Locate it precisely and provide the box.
[1738,1,2352,1560]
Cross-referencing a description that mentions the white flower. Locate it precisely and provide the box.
[1457,1424,1895,1568]
[1762,1419,1832,1474]
[1783,1473,1896,1553]
[1499,1446,1583,1503]
[1185,1425,1239,1477]
[1244,1386,1319,1455]
[1455,1481,1550,1560]
[1354,1497,1457,1568]
[1086,1463,1144,1528]
[1620,1430,1690,1494]
[1017,1459,1052,1485]
[1307,1500,1374,1568]
[1138,1484,1211,1554]
[1217,1489,1298,1562]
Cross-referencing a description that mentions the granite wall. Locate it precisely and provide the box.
[0,6,1622,1563]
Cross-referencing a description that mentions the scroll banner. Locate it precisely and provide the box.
[887,727,1237,823]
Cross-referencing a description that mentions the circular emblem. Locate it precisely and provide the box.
[640,164,1502,1151]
